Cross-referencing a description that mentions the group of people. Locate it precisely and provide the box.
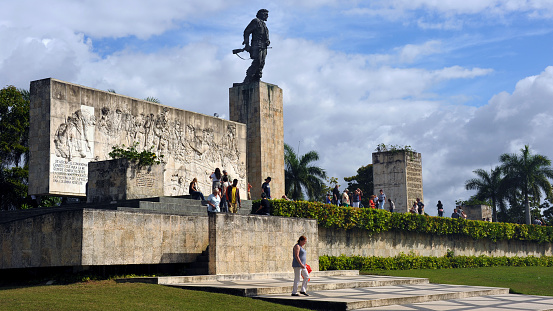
[409,198,425,215]
[328,186,396,212]
[190,169,274,216]
[188,168,244,214]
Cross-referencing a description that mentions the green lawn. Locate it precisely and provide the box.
[2,266,552,310]
[0,280,309,311]
[363,266,553,296]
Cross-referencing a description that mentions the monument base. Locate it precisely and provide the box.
[229,81,285,200]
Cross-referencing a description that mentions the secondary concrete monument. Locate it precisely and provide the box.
[229,82,285,200]
[28,78,247,198]
[372,150,423,213]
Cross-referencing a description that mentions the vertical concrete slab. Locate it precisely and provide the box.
[229,82,284,200]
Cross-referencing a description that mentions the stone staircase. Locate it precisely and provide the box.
[117,271,553,310]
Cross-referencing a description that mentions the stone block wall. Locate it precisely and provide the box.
[0,209,209,269]
[29,78,247,198]
[318,227,553,258]
[373,151,423,213]
[462,205,493,221]
[87,159,165,203]
[0,210,83,269]
[81,209,208,265]
[208,213,318,275]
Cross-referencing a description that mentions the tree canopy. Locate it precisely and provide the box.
[344,164,373,207]
[0,86,30,210]
[284,143,327,201]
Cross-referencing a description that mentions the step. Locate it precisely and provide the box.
[117,270,360,285]
[363,293,553,311]
[254,283,509,310]
[174,275,430,297]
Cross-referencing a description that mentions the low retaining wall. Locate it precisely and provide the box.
[0,209,209,269]
[208,213,318,275]
[318,227,553,258]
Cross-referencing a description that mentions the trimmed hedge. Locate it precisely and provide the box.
[258,199,553,243]
[319,254,553,271]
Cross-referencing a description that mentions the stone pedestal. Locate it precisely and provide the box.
[372,151,423,213]
[229,82,284,200]
[87,158,165,203]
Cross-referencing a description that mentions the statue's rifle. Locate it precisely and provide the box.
[232,46,272,60]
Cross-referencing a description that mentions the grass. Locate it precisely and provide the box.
[363,266,553,296]
[0,280,309,311]
[2,266,552,310]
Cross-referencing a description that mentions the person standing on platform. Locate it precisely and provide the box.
[206,188,221,214]
[437,200,444,217]
[388,198,395,212]
[341,189,350,207]
[262,177,271,199]
[332,185,340,206]
[247,182,252,200]
[378,189,386,209]
[291,235,310,296]
[220,176,230,213]
[210,168,222,192]
[226,179,242,213]
[416,198,425,215]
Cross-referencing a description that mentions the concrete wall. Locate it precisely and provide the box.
[0,209,209,269]
[208,213,318,275]
[0,210,83,269]
[29,78,247,198]
[318,227,553,258]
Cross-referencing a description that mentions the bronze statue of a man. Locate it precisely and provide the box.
[242,9,270,84]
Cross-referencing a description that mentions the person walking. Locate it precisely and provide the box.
[388,198,395,213]
[291,236,309,296]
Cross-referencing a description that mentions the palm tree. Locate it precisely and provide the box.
[499,145,553,225]
[465,166,503,222]
[284,143,327,201]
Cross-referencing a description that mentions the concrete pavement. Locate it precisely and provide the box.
[118,270,553,310]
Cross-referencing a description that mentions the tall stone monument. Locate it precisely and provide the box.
[372,150,423,213]
[229,82,284,200]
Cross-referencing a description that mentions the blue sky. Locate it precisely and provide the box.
[1,0,553,215]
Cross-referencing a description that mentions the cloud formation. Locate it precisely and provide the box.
[0,1,552,216]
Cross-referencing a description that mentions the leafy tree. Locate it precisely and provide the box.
[344,164,373,207]
[0,86,30,210]
[464,167,504,222]
[284,143,327,201]
[499,145,553,225]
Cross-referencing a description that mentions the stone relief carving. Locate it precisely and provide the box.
[54,107,96,161]
[53,106,245,196]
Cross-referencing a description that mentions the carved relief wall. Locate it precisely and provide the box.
[29,78,247,197]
